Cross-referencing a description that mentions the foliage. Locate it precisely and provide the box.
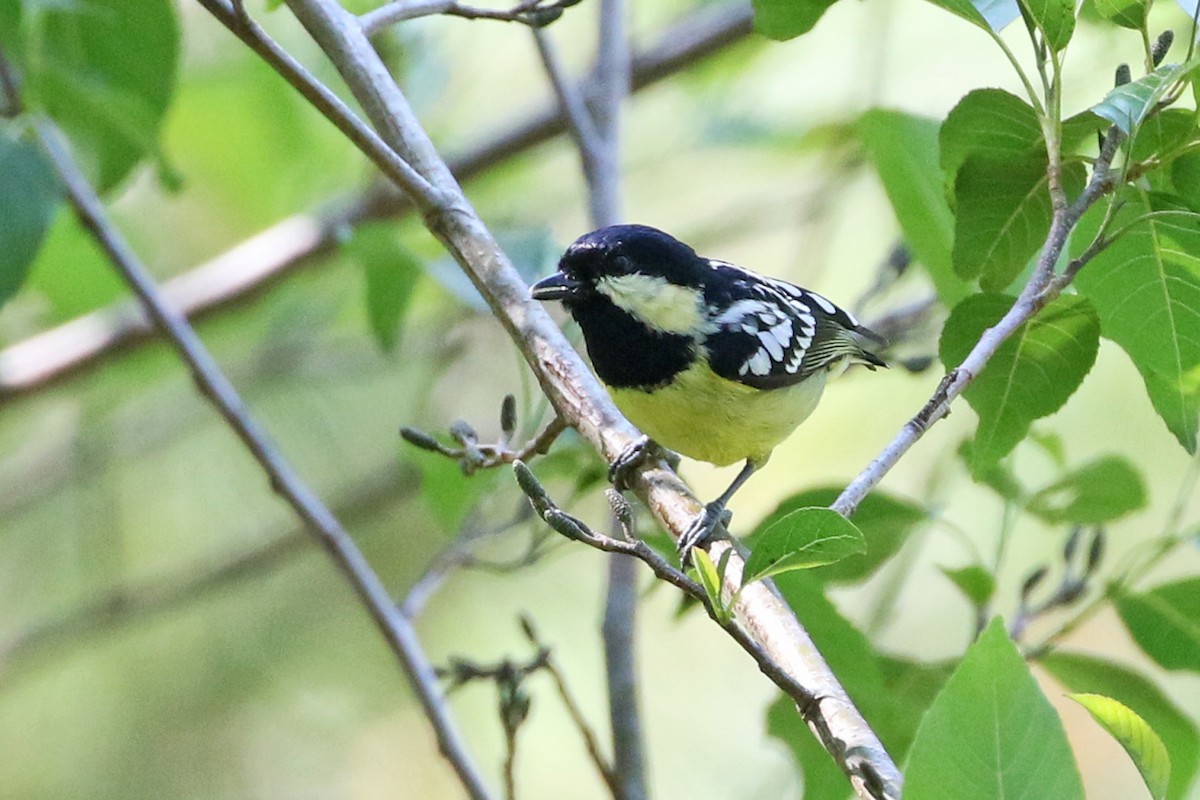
[1,0,1199,797]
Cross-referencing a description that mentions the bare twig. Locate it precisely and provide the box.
[360,0,581,33]
[520,616,622,796]
[1,2,753,398]
[31,119,495,800]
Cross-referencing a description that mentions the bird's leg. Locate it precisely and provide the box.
[608,435,679,491]
[678,459,758,566]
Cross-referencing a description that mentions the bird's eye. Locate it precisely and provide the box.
[612,254,634,275]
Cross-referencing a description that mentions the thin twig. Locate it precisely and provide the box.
[520,616,622,797]
[830,125,1127,519]
[31,119,495,800]
[360,0,581,33]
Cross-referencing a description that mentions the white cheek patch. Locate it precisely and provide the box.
[596,274,702,334]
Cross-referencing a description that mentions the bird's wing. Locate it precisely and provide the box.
[703,261,885,390]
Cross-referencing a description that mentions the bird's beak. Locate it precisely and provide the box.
[530,272,582,302]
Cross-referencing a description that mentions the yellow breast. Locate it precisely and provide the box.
[608,361,827,467]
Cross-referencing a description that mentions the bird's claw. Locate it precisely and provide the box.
[608,435,674,491]
[678,502,731,567]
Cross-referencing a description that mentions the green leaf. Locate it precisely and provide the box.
[23,0,180,192]
[0,128,60,309]
[343,223,422,352]
[1092,0,1148,28]
[958,439,1025,498]
[1092,58,1200,136]
[742,508,866,585]
[1171,153,1200,212]
[749,488,926,583]
[905,619,1084,799]
[752,0,840,39]
[1018,0,1075,49]
[691,549,730,623]
[952,156,1086,290]
[1041,650,1200,800]
[940,89,1043,187]
[1026,455,1147,523]
[940,294,1101,475]
[1073,192,1200,452]
[1070,693,1171,800]
[940,564,996,607]
[1116,578,1200,673]
[858,110,970,304]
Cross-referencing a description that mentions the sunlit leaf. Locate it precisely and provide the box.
[905,619,1085,799]
[940,294,1101,475]
[1073,192,1200,452]
[1070,693,1171,800]
[1116,578,1200,673]
[750,488,925,583]
[940,89,1043,187]
[692,549,730,623]
[1093,0,1148,28]
[1018,0,1075,49]
[1041,651,1200,800]
[0,128,60,309]
[1027,455,1147,523]
[858,110,969,304]
[742,508,865,585]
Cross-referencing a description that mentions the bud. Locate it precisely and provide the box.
[1115,63,1131,87]
[513,460,552,512]
[1087,528,1106,575]
[1063,525,1083,563]
[449,419,478,446]
[1152,30,1174,67]
[500,394,517,440]
[1021,565,1049,601]
[400,426,443,452]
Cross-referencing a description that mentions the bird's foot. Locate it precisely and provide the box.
[608,436,676,491]
[678,502,732,567]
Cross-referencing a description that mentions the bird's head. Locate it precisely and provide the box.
[531,225,709,335]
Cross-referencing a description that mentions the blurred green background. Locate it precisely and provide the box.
[1,0,1198,797]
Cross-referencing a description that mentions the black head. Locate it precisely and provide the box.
[530,224,707,305]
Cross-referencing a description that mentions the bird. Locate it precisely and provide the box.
[530,224,885,561]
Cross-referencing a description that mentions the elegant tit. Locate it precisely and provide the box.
[531,224,885,559]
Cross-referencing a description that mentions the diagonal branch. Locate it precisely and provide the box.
[275,0,900,796]
[31,118,496,800]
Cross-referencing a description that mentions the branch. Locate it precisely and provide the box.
[831,124,1126,519]
[266,0,898,794]
[0,1,753,399]
[31,119,496,800]
[360,0,581,33]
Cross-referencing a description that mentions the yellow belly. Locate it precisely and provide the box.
[608,361,827,467]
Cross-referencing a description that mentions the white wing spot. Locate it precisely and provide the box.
[808,291,837,315]
[747,350,772,376]
[758,331,784,360]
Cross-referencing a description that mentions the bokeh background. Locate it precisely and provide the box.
[1,0,1198,797]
